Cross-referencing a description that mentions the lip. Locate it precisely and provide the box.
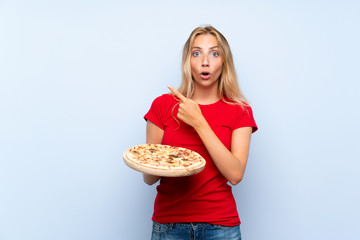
[200,71,211,80]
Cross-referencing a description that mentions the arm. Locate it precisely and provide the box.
[142,120,164,185]
[194,123,252,185]
[168,85,253,185]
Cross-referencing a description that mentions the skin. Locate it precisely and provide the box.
[190,34,223,104]
[143,34,253,186]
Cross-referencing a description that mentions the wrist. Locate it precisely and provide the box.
[193,117,210,132]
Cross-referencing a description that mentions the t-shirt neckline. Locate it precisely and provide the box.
[198,99,223,107]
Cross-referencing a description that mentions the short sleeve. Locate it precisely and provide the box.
[143,95,166,130]
[232,105,258,133]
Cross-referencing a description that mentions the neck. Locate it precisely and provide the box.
[191,84,220,105]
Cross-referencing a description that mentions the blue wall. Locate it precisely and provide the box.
[1,1,359,239]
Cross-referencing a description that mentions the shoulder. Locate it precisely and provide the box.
[145,94,178,121]
[152,93,178,105]
[149,93,179,112]
[155,93,176,101]
[223,101,257,132]
[220,99,253,112]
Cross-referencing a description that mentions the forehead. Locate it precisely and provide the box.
[192,34,218,48]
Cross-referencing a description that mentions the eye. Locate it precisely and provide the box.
[192,51,200,57]
[211,52,219,57]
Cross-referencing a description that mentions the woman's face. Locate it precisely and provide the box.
[190,34,223,90]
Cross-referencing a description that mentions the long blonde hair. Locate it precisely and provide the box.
[178,25,248,106]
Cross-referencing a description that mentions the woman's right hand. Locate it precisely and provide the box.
[143,173,161,185]
[143,120,164,185]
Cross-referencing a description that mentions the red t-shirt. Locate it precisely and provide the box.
[144,94,258,226]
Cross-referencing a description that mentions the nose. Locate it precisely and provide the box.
[201,55,209,67]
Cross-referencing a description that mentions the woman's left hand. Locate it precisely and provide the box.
[168,85,205,129]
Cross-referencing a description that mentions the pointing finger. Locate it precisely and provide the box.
[168,85,187,101]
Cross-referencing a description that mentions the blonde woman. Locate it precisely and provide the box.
[144,25,258,240]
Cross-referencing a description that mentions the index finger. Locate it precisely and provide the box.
[168,85,187,101]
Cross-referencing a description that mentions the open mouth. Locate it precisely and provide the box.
[201,72,210,76]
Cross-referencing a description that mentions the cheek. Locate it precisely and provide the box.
[190,59,200,74]
[214,61,223,75]
[190,61,195,70]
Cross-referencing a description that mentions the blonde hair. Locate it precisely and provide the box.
[178,25,248,106]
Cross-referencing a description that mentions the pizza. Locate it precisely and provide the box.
[123,144,206,177]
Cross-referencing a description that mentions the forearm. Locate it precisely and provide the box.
[194,121,249,185]
[143,120,164,185]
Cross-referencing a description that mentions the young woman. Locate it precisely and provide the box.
[143,25,258,240]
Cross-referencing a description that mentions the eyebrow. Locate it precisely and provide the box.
[192,46,219,50]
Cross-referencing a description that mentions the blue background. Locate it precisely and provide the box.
[1,0,359,239]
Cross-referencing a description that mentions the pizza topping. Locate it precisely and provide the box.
[148,148,156,152]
